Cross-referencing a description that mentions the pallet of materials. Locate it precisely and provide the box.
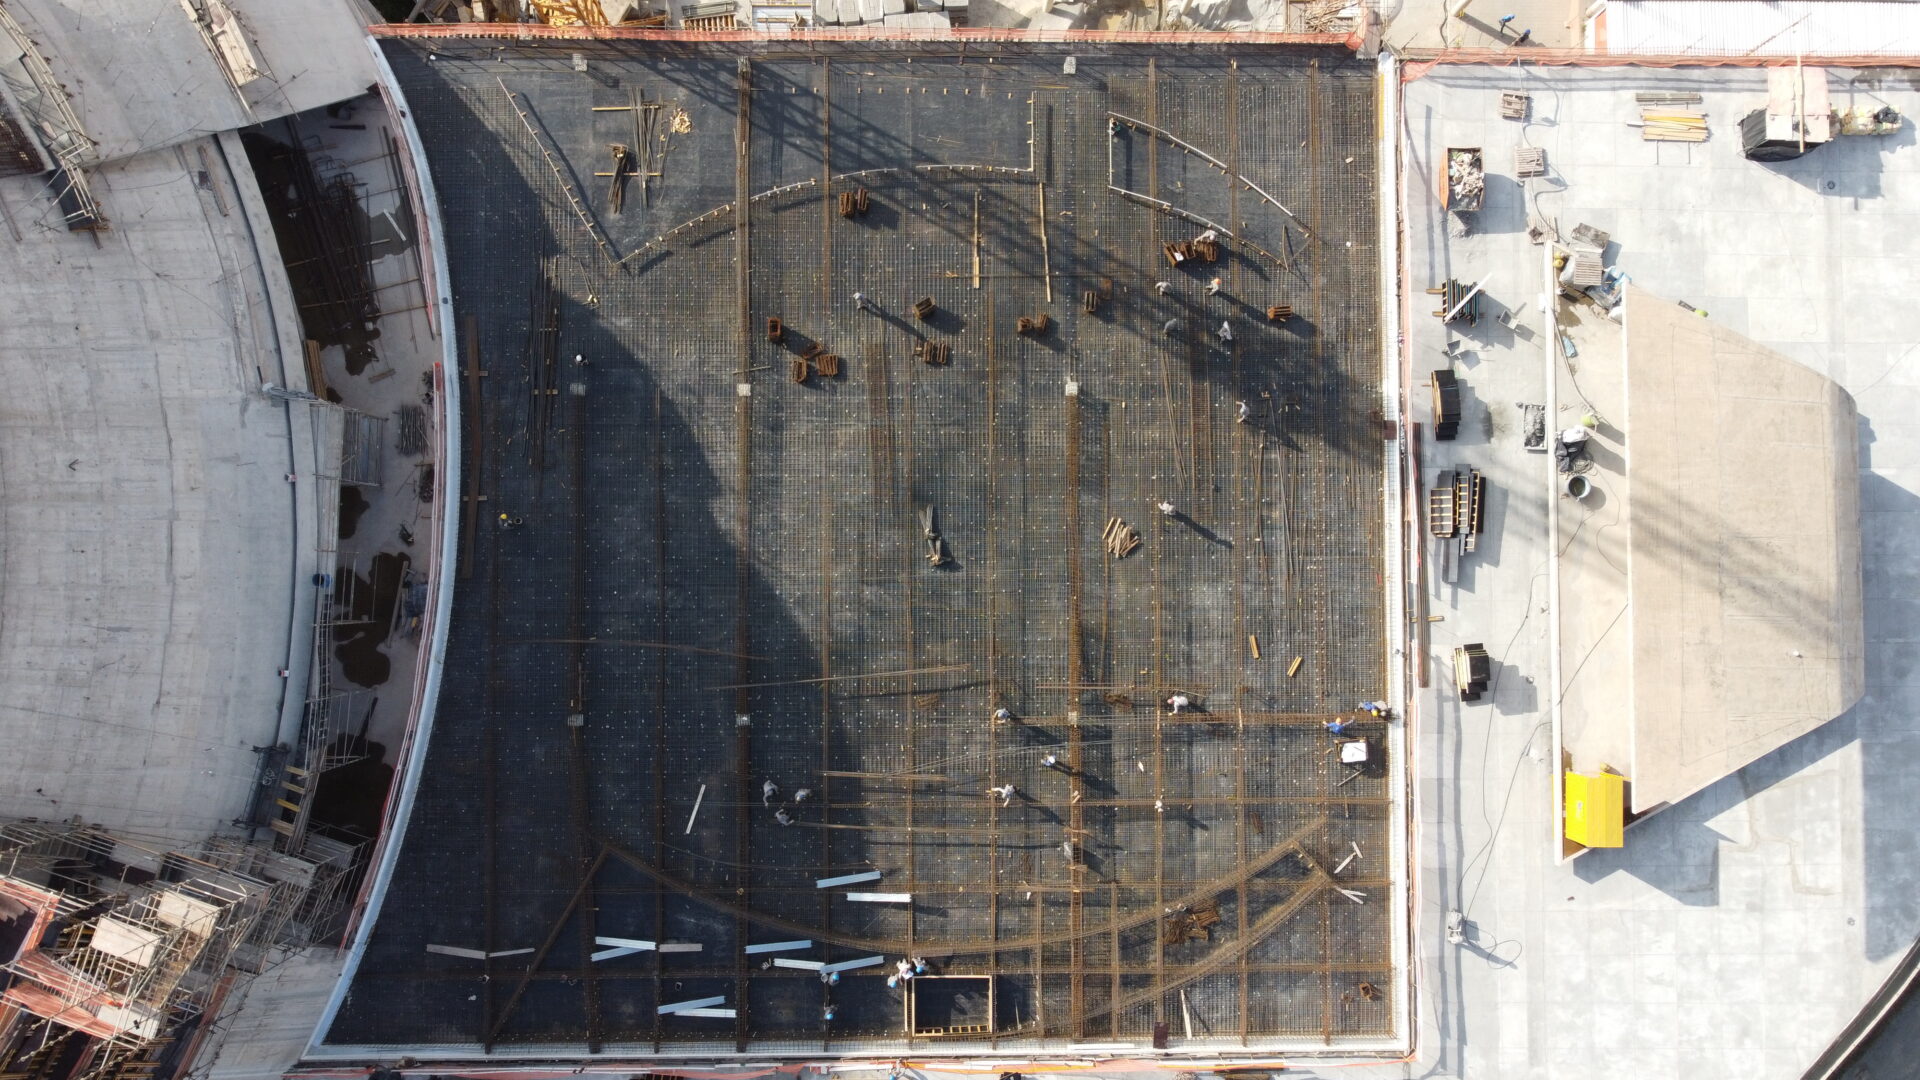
[1429,470,1458,538]
[1429,369,1460,442]
[1638,107,1708,142]
[1454,643,1491,702]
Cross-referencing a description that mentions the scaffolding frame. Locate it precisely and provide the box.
[266,404,390,849]
[0,824,340,1080]
[0,2,103,228]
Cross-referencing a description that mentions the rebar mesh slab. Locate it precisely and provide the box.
[327,38,1393,1056]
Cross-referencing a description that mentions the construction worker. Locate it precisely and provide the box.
[990,783,1017,806]
[1154,797,1165,813]
[1206,277,1222,296]
[1163,318,1180,335]
[1041,753,1063,771]
[793,787,813,803]
[1196,229,1218,244]
[1060,840,1075,861]
[1236,400,1251,424]
[1155,281,1172,295]
[775,808,794,826]
[1325,717,1353,736]
[824,1004,837,1021]
[1359,700,1392,718]
[763,779,779,806]
[1167,693,1192,713]
[1218,320,1234,342]
[821,970,840,985]
[852,291,868,311]
[994,707,1014,724]
[912,957,929,975]
[1158,500,1176,517]
[497,512,523,529]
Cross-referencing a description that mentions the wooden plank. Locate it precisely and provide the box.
[302,339,329,399]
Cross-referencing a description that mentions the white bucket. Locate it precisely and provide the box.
[1564,475,1592,500]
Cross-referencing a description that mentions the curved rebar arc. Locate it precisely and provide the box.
[597,816,1326,956]
[615,163,1036,266]
[1107,110,1313,238]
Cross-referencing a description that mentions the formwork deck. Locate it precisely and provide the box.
[328,37,1391,1055]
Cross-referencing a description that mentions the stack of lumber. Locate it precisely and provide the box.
[1639,106,1709,142]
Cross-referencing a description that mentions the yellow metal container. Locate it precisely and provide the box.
[1565,771,1625,848]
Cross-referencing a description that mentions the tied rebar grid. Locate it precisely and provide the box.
[331,41,1391,1053]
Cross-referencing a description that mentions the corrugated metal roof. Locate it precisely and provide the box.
[1604,0,1920,56]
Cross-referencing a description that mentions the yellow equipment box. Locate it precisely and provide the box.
[1565,771,1625,848]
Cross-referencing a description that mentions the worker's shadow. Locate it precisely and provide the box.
[1222,295,1317,340]
[1456,919,1521,969]
[1166,511,1231,549]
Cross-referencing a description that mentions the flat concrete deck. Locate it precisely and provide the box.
[1,0,377,165]
[1394,63,1920,1080]
[0,138,313,844]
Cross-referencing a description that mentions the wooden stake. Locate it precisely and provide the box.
[1287,656,1303,677]
[972,190,982,289]
[1036,181,1052,302]
[1248,634,1261,660]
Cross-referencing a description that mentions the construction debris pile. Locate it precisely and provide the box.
[1445,148,1485,210]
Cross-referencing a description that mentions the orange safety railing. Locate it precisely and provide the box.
[1402,45,1920,77]
[368,22,1361,47]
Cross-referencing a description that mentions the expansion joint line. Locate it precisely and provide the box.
[1227,54,1254,1048]
[730,55,754,1053]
